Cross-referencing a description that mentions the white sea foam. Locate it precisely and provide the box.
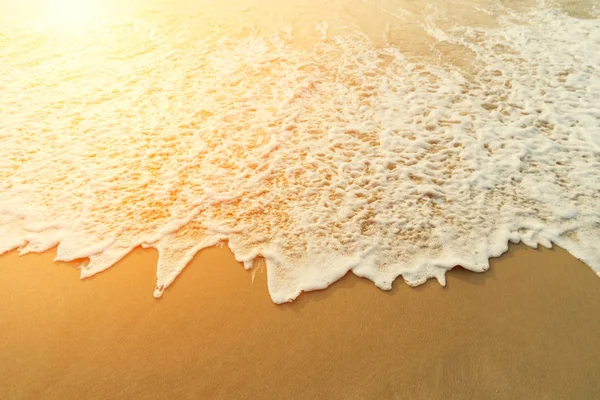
[1,1,599,302]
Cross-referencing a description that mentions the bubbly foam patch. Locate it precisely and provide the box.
[1,2,599,303]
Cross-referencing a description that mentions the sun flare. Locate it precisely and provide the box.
[43,0,102,26]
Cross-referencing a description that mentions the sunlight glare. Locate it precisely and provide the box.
[44,0,102,27]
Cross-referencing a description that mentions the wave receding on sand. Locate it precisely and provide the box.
[1,0,599,303]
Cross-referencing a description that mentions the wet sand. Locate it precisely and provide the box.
[1,244,600,400]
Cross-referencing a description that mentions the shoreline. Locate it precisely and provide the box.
[1,243,600,399]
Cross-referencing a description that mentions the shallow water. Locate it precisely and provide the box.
[1,0,599,302]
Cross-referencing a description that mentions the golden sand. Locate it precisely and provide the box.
[1,244,599,399]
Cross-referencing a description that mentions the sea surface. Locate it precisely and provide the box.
[1,0,599,302]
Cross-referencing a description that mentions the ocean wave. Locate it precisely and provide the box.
[1,1,599,302]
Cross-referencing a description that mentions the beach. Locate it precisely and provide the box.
[1,0,600,398]
[1,245,599,399]
[2,0,600,303]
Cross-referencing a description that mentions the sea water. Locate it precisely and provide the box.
[1,0,599,303]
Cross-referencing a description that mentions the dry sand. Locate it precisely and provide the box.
[1,244,599,399]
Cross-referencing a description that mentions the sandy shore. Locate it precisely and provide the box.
[1,244,599,399]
